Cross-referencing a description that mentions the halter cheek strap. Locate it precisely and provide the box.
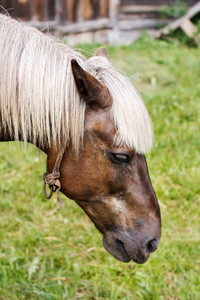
[43,146,65,210]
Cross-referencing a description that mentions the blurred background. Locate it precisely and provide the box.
[0,0,199,45]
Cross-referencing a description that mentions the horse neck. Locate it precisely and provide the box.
[0,115,47,153]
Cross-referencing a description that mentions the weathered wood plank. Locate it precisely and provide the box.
[41,0,48,21]
[34,0,41,21]
[76,0,85,22]
[121,0,197,5]
[48,0,56,20]
[90,0,101,20]
[100,0,109,17]
[119,19,170,30]
[108,0,120,44]
[84,0,93,20]
[119,12,162,20]
[180,19,200,46]
[121,5,160,14]
[180,18,197,37]
[55,0,65,25]
[66,29,108,46]
[155,1,200,37]
[66,0,75,23]
[58,18,110,34]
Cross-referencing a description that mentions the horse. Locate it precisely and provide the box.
[0,13,161,264]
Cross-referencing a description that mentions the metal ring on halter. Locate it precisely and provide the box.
[43,180,54,199]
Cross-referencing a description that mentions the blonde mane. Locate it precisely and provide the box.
[0,14,153,154]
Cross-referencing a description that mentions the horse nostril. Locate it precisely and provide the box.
[116,239,126,252]
[146,238,158,254]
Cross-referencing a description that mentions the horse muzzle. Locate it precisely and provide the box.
[102,228,161,263]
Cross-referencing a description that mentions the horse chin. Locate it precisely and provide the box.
[102,236,150,264]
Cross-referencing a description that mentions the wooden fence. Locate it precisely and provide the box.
[0,0,198,45]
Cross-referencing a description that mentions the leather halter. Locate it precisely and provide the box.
[43,146,65,210]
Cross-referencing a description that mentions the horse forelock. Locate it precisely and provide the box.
[86,56,153,154]
[0,14,153,154]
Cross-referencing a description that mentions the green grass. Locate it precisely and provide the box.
[1,36,200,299]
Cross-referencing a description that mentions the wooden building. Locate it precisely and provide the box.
[0,0,199,45]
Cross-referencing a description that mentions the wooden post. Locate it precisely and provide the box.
[108,0,120,45]
[100,0,109,18]
[55,0,65,25]
[66,0,75,23]
[55,0,65,37]
[41,0,48,21]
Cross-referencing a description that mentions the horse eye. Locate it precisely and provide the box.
[111,153,130,164]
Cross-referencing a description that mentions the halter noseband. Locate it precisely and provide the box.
[43,146,65,210]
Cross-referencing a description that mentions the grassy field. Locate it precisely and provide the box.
[0,36,200,299]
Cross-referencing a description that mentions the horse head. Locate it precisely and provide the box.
[47,48,161,263]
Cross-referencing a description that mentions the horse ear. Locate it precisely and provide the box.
[71,59,111,110]
[94,47,108,59]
